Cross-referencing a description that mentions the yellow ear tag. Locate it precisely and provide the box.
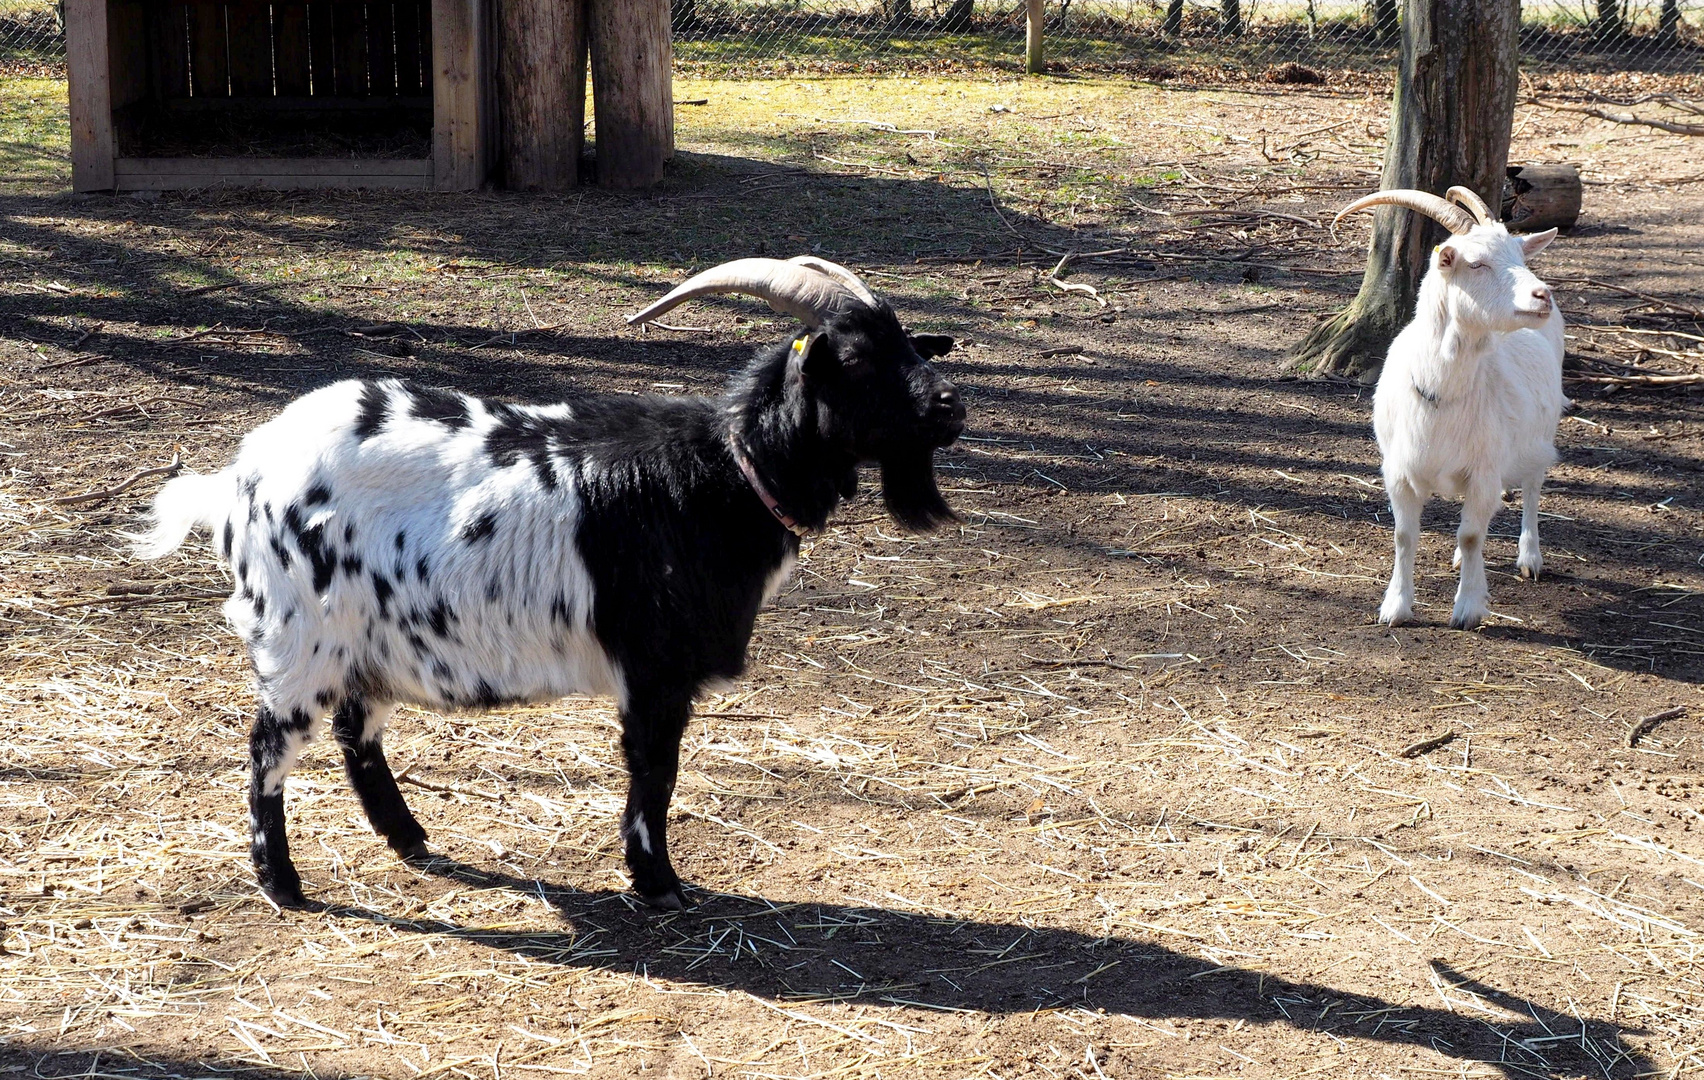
[792,335,810,356]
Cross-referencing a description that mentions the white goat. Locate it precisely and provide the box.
[1339,186,1565,630]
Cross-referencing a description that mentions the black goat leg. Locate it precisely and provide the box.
[619,689,694,909]
[331,698,429,861]
[249,705,313,907]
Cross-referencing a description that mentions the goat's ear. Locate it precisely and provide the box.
[1436,243,1458,269]
[1520,228,1558,259]
[789,331,839,380]
[909,333,955,359]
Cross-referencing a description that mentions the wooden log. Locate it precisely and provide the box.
[1502,163,1581,233]
[115,156,431,189]
[66,0,115,190]
[497,0,586,188]
[432,0,492,190]
[589,0,672,189]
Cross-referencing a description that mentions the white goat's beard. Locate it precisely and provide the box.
[880,450,955,532]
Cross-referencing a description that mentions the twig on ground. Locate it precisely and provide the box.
[53,451,182,507]
[1526,98,1704,136]
[1628,707,1687,748]
[1045,252,1106,307]
[1400,731,1457,759]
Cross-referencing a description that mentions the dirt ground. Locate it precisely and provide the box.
[3,73,1704,1080]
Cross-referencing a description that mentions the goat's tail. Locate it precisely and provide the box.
[131,470,235,559]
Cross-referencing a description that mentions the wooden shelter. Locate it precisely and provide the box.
[67,0,672,192]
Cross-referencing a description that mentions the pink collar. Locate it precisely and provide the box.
[732,441,812,538]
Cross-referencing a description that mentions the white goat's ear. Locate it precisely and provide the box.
[1436,243,1458,269]
[1520,228,1558,259]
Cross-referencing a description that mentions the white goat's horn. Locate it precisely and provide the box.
[787,256,879,309]
[1445,185,1496,225]
[626,257,869,329]
[1334,189,1476,235]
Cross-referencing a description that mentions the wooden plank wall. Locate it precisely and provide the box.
[139,1,434,100]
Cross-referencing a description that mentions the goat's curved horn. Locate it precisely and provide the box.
[626,258,866,329]
[787,256,879,308]
[1333,189,1476,235]
[1445,185,1496,225]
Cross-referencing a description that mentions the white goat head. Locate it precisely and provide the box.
[1338,185,1558,332]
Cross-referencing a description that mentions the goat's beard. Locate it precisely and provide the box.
[880,449,956,532]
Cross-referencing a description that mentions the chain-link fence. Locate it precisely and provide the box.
[0,0,60,70]
[4,0,1699,78]
[670,0,1703,77]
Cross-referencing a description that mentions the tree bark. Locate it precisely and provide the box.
[1025,0,1044,73]
[497,0,587,189]
[1592,0,1625,38]
[940,0,974,32]
[1162,0,1184,35]
[1371,0,1399,42]
[589,0,673,189]
[1659,0,1681,38]
[1220,0,1242,35]
[1291,0,1519,378]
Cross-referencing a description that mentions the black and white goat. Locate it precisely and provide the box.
[137,257,965,910]
[1338,187,1565,630]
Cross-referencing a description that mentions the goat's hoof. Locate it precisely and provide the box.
[261,884,308,910]
[639,888,687,912]
[398,841,434,864]
[1449,610,1486,631]
[1377,599,1412,626]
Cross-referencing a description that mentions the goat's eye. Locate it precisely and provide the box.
[1464,260,1486,270]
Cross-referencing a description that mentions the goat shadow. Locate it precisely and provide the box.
[272,854,1652,1079]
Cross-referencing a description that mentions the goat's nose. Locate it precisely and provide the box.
[1531,286,1552,307]
[933,386,964,421]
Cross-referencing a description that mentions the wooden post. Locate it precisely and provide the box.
[589,0,672,190]
[1024,0,1043,74]
[498,0,587,189]
[66,0,115,191]
[433,0,492,190]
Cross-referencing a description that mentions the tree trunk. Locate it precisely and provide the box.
[1371,0,1398,42]
[1220,0,1242,35]
[1659,0,1681,38]
[940,0,974,31]
[497,0,587,189]
[1291,0,1519,379]
[1025,0,1044,72]
[589,0,673,189]
[1163,0,1183,35]
[1593,0,1625,39]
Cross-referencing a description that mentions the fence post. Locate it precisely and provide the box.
[1025,0,1043,73]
